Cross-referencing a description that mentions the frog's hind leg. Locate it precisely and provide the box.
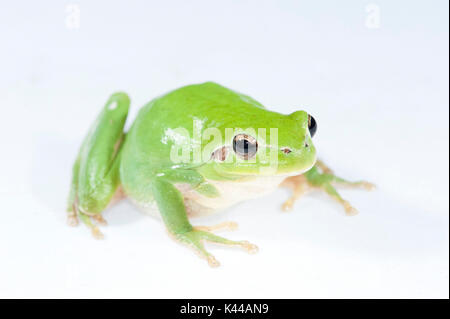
[66,92,130,238]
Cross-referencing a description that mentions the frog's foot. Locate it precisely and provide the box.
[79,212,104,239]
[174,228,258,267]
[311,172,375,216]
[92,214,108,226]
[67,206,79,227]
[327,178,375,215]
[323,184,359,216]
[281,162,375,216]
[280,175,310,212]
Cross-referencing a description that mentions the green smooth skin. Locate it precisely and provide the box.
[67,82,366,264]
[68,92,129,215]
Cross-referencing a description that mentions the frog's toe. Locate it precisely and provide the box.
[207,255,220,268]
[67,215,79,227]
[175,231,221,267]
[198,230,258,255]
[240,240,259,254]
[66,207,79,226]
[343,201,359,216]
[91,226,104,240]
[281,199,295,212]
[79,212,105,239]
[322,184,360,216]
[333,178,376,191]
[360,181,376,191]
[92,214,108,226]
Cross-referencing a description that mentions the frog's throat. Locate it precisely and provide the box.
[202,157,317,179]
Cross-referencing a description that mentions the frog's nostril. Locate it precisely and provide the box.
[281,147,292,154]
[211,146,229,161]
[305,142,310,148]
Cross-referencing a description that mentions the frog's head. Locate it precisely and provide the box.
[201,109,317,178]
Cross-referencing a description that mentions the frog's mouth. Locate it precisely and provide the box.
[206,151,317,178]
[276,157,317,177]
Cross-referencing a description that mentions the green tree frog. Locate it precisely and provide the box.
[67,82,374,267]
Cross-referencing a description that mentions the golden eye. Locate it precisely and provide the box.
[308,114,317,138]
[233,134,258,160]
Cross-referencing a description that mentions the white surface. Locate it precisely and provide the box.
[0,0,448,298]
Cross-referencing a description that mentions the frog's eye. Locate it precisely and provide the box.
[233,134,258,160]
[308,114,317,138]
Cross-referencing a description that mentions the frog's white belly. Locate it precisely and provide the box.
[129,176,287,218]
[176,176,287,217]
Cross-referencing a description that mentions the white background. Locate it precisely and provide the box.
[0,0,448,298]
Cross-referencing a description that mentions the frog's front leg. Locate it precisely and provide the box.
[152,179,258,267]
[281,160,375,215]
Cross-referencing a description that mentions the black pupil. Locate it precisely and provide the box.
[241,139,249,153]
[233,136,257,159]
[309,115,317,138]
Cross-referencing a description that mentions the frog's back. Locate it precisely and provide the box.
[119,82,268,206]
[123,82,266,161]
[146,81,264,114]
